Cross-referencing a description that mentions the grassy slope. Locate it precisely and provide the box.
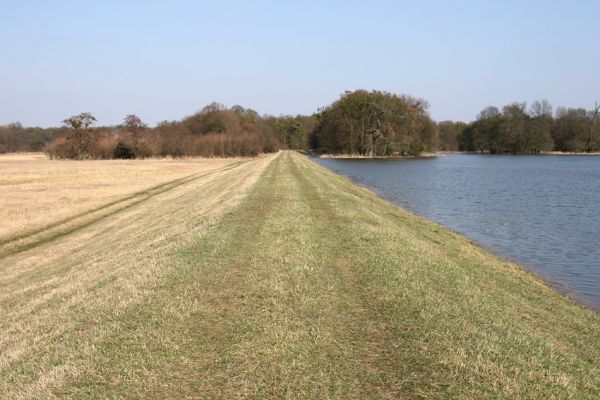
[2,151,600,398]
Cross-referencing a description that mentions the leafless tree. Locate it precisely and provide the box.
[62,112,96,158]
[63,112,96,130]
[477,106,501,120]
[529,100,553,118]
[123,114,147,149]
[588,102,600,153]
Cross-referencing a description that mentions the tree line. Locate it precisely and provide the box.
[0,123,63,154]
[1,91,598,158]
[440,100,600,154]
[1,103,315,159]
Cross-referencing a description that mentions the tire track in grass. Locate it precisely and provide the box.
[0,159,251,259]
[0,155,274,399]
[43,155,280,399]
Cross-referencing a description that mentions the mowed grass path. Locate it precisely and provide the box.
[2,151,600,398]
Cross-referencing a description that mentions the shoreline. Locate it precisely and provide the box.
[442,150,600,156]
[315,152,438,159]
[316,150,600,159]
[315,157,600,314]
[314,154,600,313]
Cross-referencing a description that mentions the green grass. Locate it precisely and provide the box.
[2,151,600,398]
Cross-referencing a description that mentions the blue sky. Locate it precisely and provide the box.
[1,0,599,127]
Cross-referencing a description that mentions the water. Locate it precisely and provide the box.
[314,155,600,311]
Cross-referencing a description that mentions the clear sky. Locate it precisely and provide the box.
[1,0,599,127]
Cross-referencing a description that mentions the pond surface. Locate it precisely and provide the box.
[314,154,600,311]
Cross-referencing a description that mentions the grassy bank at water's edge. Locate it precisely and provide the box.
[1,151,599,398]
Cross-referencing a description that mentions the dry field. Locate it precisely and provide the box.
[0,152,273,398]
[0,153,241,241]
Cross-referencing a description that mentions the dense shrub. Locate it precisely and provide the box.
[44,105,286,159]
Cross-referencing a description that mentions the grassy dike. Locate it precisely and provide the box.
[3,151,600,398]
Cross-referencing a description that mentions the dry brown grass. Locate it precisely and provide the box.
[0,152,241,241]
[0,153,274,399]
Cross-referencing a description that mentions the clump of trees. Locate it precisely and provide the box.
[438,121,467,151]
[0,123,61,153]
[49,112,99,159]
[43,103,318,159]
[310,90,437,156]
[552,103,600,153]
[441,100,600,154]
[41,102,321,159]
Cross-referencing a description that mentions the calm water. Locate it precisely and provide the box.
[314,155,600,311]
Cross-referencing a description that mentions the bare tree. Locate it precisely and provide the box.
[62,112,96,130]
[529,100,553,118]
[123,114,147,149]
[588,102,600,153]
[527,100,553,152]
[62,112,96,158]
[478,106,501,120]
